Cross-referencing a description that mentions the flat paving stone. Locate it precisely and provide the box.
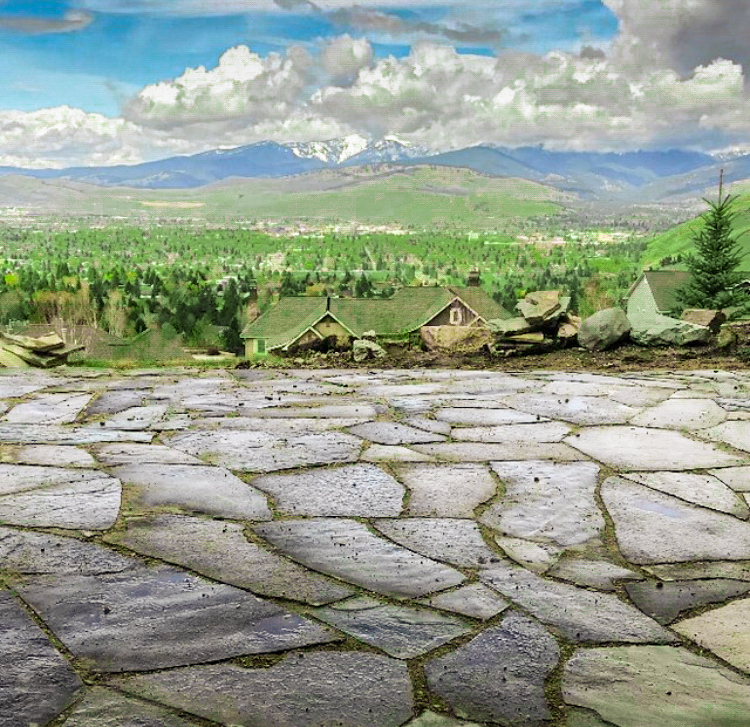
[563,645,750,727]
[0,378,48,398]
[630,398,727,430]
[674,598,750,672]
[375,518,501,567]
[412,442,585,463]
[547,557,642,591]
[251,463,404,516]
[425,612,558,726]
[403,416,453,435]
[435,408,542,425]
[421,584,510,620]
[117,652,414,727]
[0,527,136,575]
[565,426,744,470]
[60,687,197,727]
[255,403,383,419]
[601,477,750,563]
[711,465,750,491]
[493,535,562,572]
[501,393,640,425]
[481,560,677,644]
[82,389,150,417]
[5,392,92,424]
[0,424,153,444]
[107,515,353,605]
[0,473,121,529]
[0,590,82,727]
[624,471,749,517]
[563,709,612,727]
[405,711,485,727]
[0,463,104,495]
[482,461,603,547]
[625,579,750,624]
[396,463,497,518]
[16,566,337,672]
[361,444,436,462]
[644,561,750,581]
[348,421,446,445]
[91,442,201,465]
[451,422,572,443]
[541,380,674,407]
[111,463,272,520]
[255,518,465,598]
[703,420,750,452]
[0,444,96,467]
[103,405,168,430]
[314,596,471,658]
[165,430,362,472]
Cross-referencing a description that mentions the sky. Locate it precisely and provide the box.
[0,0,749,168]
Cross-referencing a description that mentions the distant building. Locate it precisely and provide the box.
[624,270,690,320]
[241,286,511,356]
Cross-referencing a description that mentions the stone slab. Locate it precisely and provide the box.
[601,477,750,563]
[493,536,562,572]
[435,408,542,425]
[107,515,353,605]
[674,598,750,672]
[481,560,677,644]
[563,645,750,727]
[111,463,271,520]
[91,443,202,465]
[255,518,465,598]
[0,464,103,496]
[117,652,413,727]
[5,392,92,424]
[501,393,640,425]
[421,584,510,620]
[703,420,750,452]
[348,421,446,445]
[425,612,558,726]
[625,579,750,624]
[0,444,96,467]
[396,463,497,518]
[314,597,471,658]
[711,466,750,491]
[0,590,82,727]
[644,561,750,581]
[630,398,727,430]
[251,464,403,516]
[450,422,572,443]
[405,711,485,727]
[361,445,436,462]
[104,405,168,430]
[482,461,603,547]
[0,424,153,444]
[565,426,744,470]
[541,380,674,407]
[255,403,383,419]
[83,389,150,417]
[374,518,501,567]
[412,442,585,463]
[16,566,337,672]
[548,557,642,591]
[403,416,453,435]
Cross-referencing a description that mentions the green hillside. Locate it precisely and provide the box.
[642,193,750,271]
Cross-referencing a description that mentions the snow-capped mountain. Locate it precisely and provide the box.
[287,135,429,165]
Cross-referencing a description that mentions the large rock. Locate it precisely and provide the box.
[578,308,631,351]
[353,338,387,362]
[488,316,534,336]
[630,313,711,346]
[681,308,726,332]
[420,326,493,352]
[516,290,564,326]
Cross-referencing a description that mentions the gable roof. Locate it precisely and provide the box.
[625,271,691,312]
[241,297,328,350]
[447,286,513,321]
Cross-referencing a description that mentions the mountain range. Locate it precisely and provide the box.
[0,134,745,203]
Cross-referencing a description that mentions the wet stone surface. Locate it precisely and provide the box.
[4,367,750,725]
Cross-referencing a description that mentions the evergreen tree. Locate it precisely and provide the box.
[677,176,748,311]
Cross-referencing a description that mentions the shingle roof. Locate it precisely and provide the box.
[447,286,513,321]
[241,297,328,351]
[643,271,691,312]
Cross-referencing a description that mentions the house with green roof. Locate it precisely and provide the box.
[624,271,691,321]
[241,285,511,356]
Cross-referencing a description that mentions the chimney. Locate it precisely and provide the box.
[466,270,481,287]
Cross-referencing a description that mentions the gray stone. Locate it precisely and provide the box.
[16,566,337,672]
[436,407,542,425]
[450,422,572,443]
[0,463,102,496]
[578,308,631,351]
[396,463,497,517]
[403,416,453,435]
[91,442,201,465]
[0,591,82,727]
[60,687,196,727]
[548,557,642,591]
[0,473,121,530]
[255,403,383,419]
[482,461,603,547]
[565,426,744,470]
[5,392,92,423]
[251,464,404,516]
[412,442,585,462]
[362,445,436,462]
[631,397,727,430]
[117,652,413,727]
[625,579,750,624]
[353,337,387,361]
[0,424,154,444]
[563,708,613,727]
[501,393,640,425]
[165,430,362,472]
[601,477,750,563]
[348,421,446,445]
[104,404,168,430]
[0,527,136,575]
[624,471,749,517]
[674,598,750,672]
[421,584,510,620]
[83,389,150,416]
[541,380,675,407]
[1,444,96,467]
[374,518,501,567]
[711,466,750,491]
[481,560,677,643]
[107,515,353,605]
[0,377,47,398]
[563,645,750,727]
[404,711,485,727]
[314,597,471,658]
[631,313,711,347]
[644,561,750,581]
[255,518,465,598]
[681,308,726,332]
[493,536,561,572]
[516,290,564,326]
[111,463,272,520]
[703,420,750,453]
[490,315,535,336]
[425,612,558,726]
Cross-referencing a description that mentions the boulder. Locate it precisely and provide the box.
[557,314,582,342]
[516,291,563,326]
[578,309,631,351]
[353,338,387,362]
[420,326,493,352]
[716,325,739,349]
[681,309,726,333]
[630,313,711,347]
[488,317,534,337]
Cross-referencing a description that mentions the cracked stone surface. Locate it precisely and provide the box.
[4,367,750,726]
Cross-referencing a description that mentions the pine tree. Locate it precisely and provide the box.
[677,173,748,311]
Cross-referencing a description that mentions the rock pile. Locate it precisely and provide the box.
[0,331,84,368]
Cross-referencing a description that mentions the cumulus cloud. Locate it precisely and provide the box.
[320,35,373,84]
[0,9,93,34]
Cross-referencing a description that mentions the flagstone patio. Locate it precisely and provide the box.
[2,365,750,726]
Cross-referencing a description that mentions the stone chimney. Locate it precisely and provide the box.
[466,270,481,287]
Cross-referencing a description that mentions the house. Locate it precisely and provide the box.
[241,286,511,356]
[624,271,690,320]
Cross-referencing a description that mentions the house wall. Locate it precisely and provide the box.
[245,339,267,357]
[289,328,321,351]
[426,300,478,327]
[626,280,659,322]
[314,317,351,343]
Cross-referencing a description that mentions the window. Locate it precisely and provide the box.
[449,307,462,325]
[256,339,266,354]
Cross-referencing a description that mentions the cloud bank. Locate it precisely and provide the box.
[0,9,94,34]
[3,0,750,167]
